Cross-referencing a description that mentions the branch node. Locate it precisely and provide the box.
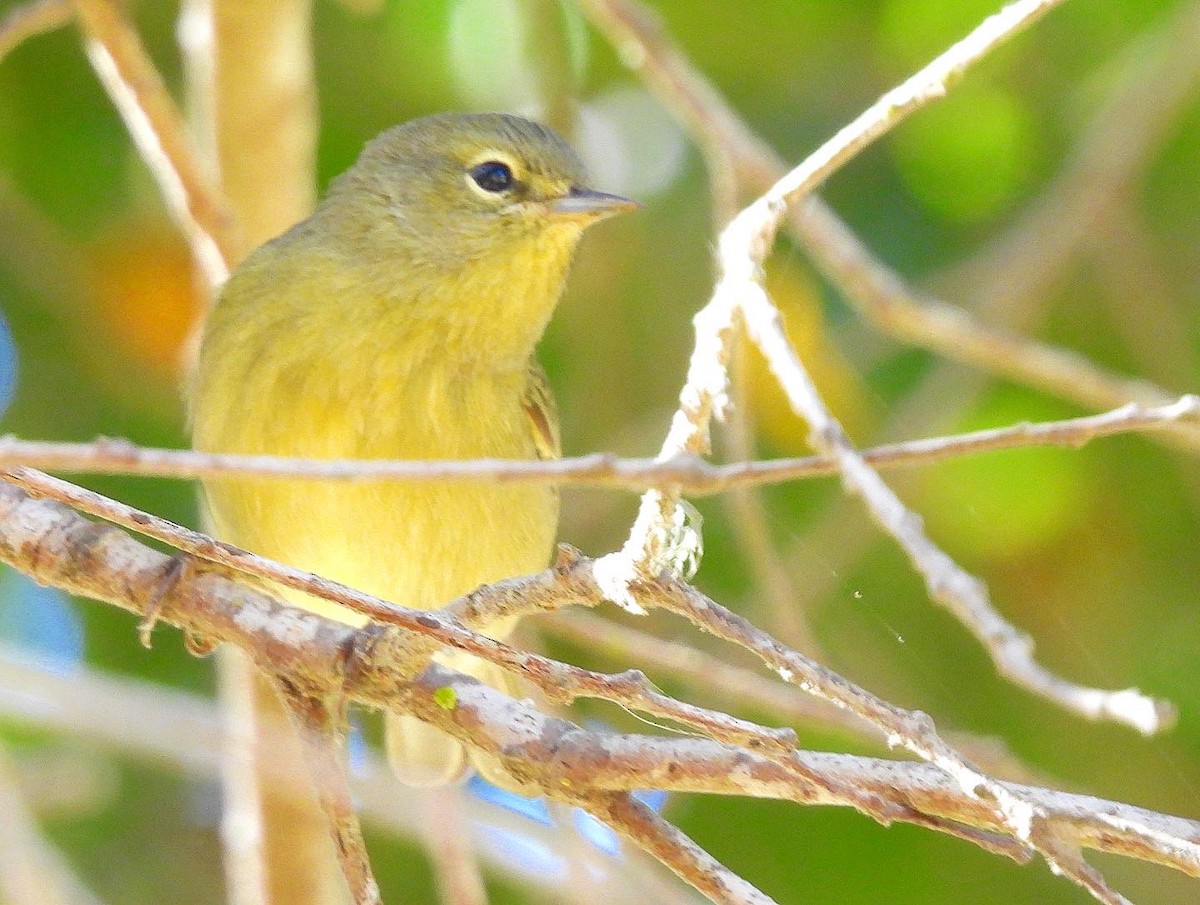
[554,542,585,569]
[183,629,218,658]
[137,552,194,648]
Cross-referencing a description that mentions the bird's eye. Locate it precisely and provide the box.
[469,160,514,193]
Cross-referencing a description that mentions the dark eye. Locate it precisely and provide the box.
[469,160,514,193]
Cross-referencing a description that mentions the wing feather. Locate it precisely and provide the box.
[522,360,561,461]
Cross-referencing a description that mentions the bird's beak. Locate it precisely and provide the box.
[546,187,639,222]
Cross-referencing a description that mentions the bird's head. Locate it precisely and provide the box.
[323,112,636,277]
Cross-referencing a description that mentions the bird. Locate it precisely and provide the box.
[188,111,635,789]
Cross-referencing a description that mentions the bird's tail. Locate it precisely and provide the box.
[385,621,536,794]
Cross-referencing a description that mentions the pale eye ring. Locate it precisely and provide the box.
[469,160,514,193]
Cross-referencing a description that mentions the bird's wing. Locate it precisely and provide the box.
[522,360,561,461]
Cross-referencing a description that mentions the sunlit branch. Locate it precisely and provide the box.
[573,0,1200,454]
[0,396,1192,492]
[72,0,235,284]
[1,488,1197,890]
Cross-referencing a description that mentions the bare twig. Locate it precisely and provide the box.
[743,286,1174,734]
[580,793,777,905]
[0,469,849,784]
[1,482,1198,893]
[543,611,876,740]
[0,396,1194,491]
[543,611,1049,782]
[592,0,1074,598]
[0,0,71,65]
[72,0,234,285]
[585,0,1172,758]
[533,736,1200,878]
[275,683,381,905]
[574,0,1200,454]
[794,202,1200,444]
[1030,834,1132,905]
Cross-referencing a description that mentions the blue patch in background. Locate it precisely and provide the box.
[0,568,85,671]
[0,311,15,417]
[467,770,669,879]
[0,308,84,670]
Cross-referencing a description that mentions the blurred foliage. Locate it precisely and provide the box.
[0,0,1198,903]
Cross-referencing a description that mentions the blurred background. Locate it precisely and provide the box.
[0,0,1198,902]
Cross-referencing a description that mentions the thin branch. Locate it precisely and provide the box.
[274,683,381,905]
[793,201,1200,444]
[0,0,71,65]
[72,0,235,284]
[542,612,1048,782]
[1,483,1198,889]
[580,793,777,905]
[0,397,1194,492]
[742,287,1174,734]
[0,479,1039,835]
[0,469,853,786]
[591,0,1073,600]
[573,0,1200,454]
[533,736,1200,878]
[1030,834,1132,905]
[543,611,877,740]
[586,0,1172,747]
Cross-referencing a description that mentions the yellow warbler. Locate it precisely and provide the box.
[189,112,634,789]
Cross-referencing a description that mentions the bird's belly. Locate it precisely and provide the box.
[195,363,557,627]
[205,474,557,626]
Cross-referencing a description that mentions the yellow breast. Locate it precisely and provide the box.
[191,300,558,625]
